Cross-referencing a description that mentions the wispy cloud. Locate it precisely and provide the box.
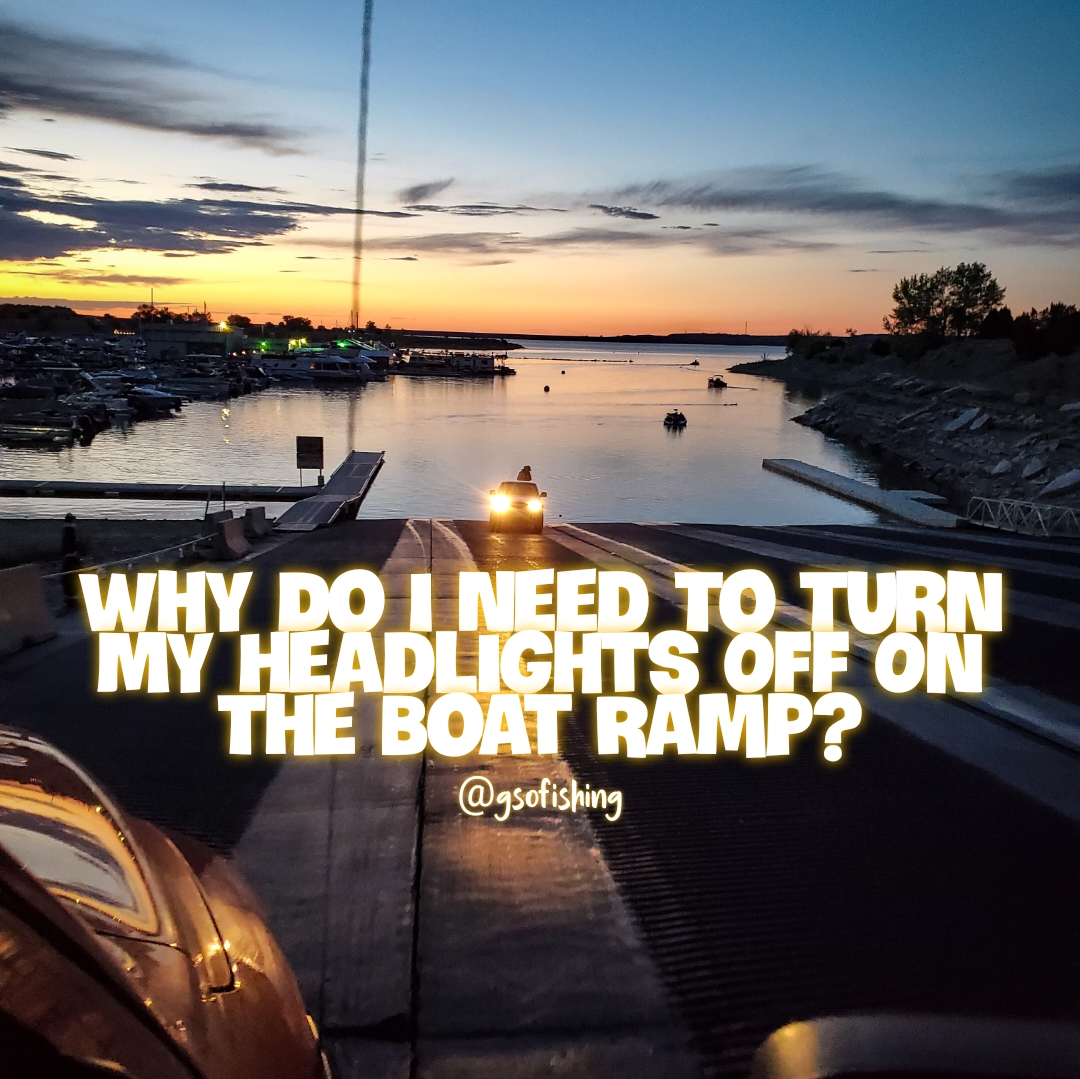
[403,201,567,217]
[6,268,191,286]
[6,146,78,161]
[364,224,832,262]
[603,164,1080,245]
[0,21,300,153]
[589,203,659,220]
[397,178,454,203]
[0,173,417,260]
[188,180,284,194]
[995,164,1080,206]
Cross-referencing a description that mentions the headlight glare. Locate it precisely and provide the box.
[491,494,511,512]
[527,499,543,512]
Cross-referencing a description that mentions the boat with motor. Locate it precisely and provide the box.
[708,376,728,388]
[663,409,687,428]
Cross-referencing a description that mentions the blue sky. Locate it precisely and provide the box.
[1,1,1077,331]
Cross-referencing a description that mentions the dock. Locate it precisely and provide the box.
[762,458,960,527]
[0,479,313,502]
[0,450,386,533]
[273,450,385,531]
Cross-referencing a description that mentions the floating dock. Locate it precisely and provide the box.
[0,479,313,501]
[762,458,960,527]
[0,449,386,533]
[274,450,385,531]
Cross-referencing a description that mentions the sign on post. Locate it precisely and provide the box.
[296,436,324,471]
[296,436,324,486]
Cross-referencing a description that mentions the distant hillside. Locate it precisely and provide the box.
[504,331,790,346]
[0,304,100,334]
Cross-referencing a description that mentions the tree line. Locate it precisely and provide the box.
[788,263,1078,362]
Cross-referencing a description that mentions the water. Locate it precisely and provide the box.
[0,342,881,524]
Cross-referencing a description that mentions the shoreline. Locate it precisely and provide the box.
[731,346,1080,513]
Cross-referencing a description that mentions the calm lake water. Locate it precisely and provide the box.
[0,342,881,525]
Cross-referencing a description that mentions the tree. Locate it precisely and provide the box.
[279,315,312,334]
[884,263,1005,336]
[883,269,949,335]
[133,304,178,323]
[226,314,252,328]
[944,262,1005,336]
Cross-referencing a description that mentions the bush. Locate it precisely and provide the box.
[786,328,842,358]
[978,303,1080,361]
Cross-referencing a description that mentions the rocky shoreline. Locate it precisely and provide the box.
[731,341,1080,512]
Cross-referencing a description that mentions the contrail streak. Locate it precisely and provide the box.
[350,0,374,330]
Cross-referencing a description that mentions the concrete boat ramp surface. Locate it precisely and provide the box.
[3,518,1080,1078]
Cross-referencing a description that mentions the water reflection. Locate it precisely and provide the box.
[0,343,880,525]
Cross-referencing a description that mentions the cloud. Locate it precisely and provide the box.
[995,164,1080,206]
[0,295,159,311]
[404,201,567,217]
[363,224,831,262]
[0,173,416,260]
[5,269,191,286]
[604,164,1080,245]
[589,203,659,220]
[0,21,300,153]
[6,146,77,161]
[848,268,879,273]
[188,181,284,194]
[397,179,454,203]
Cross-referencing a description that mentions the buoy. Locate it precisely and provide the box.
[544,385,550,392]
[561,370,565,374]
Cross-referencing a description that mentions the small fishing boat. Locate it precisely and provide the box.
[663,409,687,428]
[127,386,183,419]
[708,376,728,388]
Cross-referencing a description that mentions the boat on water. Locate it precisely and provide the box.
[663,409,687,428]
[0,421,79,446]
[127,386,183,419]
[260,354,376,385]
[689,359,700,366]
[708,376,728,388]
[393,350,516,378]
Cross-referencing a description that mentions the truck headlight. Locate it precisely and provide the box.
[491,494,511,512]
[527,499,543,512]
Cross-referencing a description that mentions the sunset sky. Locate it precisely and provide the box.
[1,1,1078,335]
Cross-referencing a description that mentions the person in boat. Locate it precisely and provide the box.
[517,465,533,481]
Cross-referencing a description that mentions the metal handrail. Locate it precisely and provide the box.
[966,496,1080,538]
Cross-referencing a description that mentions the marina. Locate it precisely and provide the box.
[0,342,883,525]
